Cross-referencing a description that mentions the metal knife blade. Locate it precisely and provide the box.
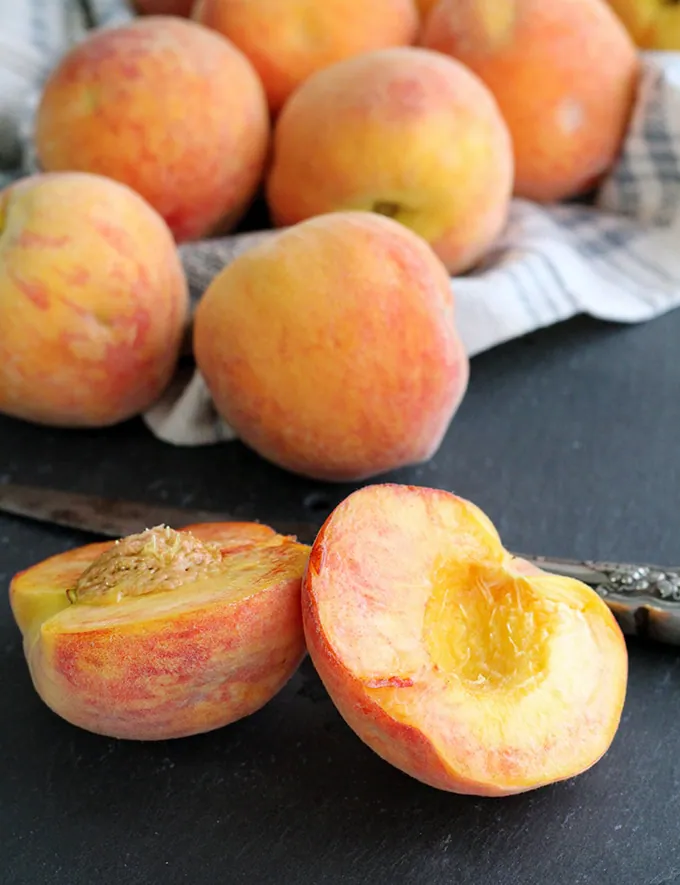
[0,482,321,544]
[2,481,680,645]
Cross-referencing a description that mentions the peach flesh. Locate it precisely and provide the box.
[10,523,310,740]
[302,484,628,796]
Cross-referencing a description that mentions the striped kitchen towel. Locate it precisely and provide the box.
[146,53,680,445]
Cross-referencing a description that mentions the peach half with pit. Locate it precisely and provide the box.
[302,484,628,796]
[10,522,310,740]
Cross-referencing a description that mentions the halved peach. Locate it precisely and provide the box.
[11,522,310,740]
[302,484,628,796]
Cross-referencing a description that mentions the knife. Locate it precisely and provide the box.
[2,481,680,646]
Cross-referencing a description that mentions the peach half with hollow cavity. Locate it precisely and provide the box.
[302,484,628,796]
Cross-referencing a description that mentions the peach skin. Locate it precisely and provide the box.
[266,46,513,274]
[421,0,639,202]
[302,484,628,796]
[193,211,469,482]
[194,0,420,116]
[10,522,311,740]
[35,16,270,243]
[0,171,188,428]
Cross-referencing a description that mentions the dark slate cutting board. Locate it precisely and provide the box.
[2,310,680,885]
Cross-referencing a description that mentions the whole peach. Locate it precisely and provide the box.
[0,172,188,427]
[193,211,469,482]
[421,0,639,202]
[194,0,420,116]
[35,16,270,243]
[266,47,513,275]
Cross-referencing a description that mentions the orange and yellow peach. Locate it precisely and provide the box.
[193,211,469,481]
[10,522,310,740]
[302,484,628,796]
[266,47,513,274]
[0,172,188,427]
[35,16,270,243]
[421,0,639,202]
[194,0,420,116]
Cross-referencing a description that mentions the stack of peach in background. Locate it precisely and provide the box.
[0,0,642,483]
[1,0,651,795]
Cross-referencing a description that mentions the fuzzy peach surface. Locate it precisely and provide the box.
[302,484,628,796]
[421,0,639,202]
[195,0,420,115]
[0,172,188,428]
[193,211,469,482]
[10,522,310,741]
[35,16,270,243]
[266,46,513,275]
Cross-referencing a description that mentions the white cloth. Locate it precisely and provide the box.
[1,4,680,447]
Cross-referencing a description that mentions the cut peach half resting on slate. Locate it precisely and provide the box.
[10,522,310,740]
[302,484,628,796]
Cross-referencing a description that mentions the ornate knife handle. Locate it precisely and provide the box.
[520,555,680,646]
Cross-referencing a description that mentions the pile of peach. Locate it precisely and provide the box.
[11,484,628,796]
[0,0,642,482]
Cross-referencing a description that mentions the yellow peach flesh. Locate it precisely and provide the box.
[11,523,310,740]
[303,484,628,795]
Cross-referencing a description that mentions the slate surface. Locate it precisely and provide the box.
[2,311,680,885]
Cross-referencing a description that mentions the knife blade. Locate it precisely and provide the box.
[2,481,680,645]
[0,482,320,544]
